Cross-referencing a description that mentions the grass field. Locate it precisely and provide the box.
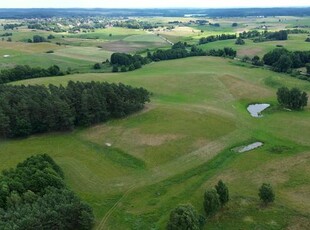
[2,56,309,229]
[0,26,171,71]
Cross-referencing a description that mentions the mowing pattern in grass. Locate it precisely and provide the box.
[2,56,310,229]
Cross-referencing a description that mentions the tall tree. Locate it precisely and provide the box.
[215,180,229,206]
[203,189,220,217]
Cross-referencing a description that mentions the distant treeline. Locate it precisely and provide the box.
[0,65,63,84]
[263,48,310,73]
[149,42,236,60]
[114,20,159,30]
[199,34,237,45]
[0,32,12,37]
[254,30,288,42]
[0,8,310,19]
[3,23,22,30]
[110,42,237,71]
[0,81,150,138]
[0,154,94,229]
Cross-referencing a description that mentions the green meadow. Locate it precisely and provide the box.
[2,56,309,229]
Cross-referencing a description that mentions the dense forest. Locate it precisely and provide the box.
[0,81,150,138]
[263,48,310,73]
[0,154,94,229]
[0,65,64,84]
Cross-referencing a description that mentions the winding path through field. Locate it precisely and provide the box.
[97,185,136,230]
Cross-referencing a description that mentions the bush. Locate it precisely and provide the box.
[93,63,101,69]
[47,34,55,39]
[120,66,127,72]
[259,183,275,205]
[46,50,54,53]
[235,37,245,45]
[33,35,46,43]
[0,154,94,229]
[112,66,118,72]
[306,63,310,75]
[167,204,203,230]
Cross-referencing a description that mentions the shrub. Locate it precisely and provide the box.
[112,66,118,72]
[93,63,101,69]
[167,204,202,230]
[259,183,275,205]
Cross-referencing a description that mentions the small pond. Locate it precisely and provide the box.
[233,142,263,153]
[247,104,270,118]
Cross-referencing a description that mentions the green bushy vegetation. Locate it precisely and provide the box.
[277,87,308,110]
[0,13,309,229]
[0,154,94,229]
[0,65,63,84]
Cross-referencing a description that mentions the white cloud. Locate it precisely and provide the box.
[0,0,309,8]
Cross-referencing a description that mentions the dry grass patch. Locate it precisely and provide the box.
[219,74,273,100]
[0,41,61,53]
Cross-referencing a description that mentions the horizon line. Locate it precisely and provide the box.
[0,6,310,10]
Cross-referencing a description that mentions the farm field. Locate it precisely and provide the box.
[0,26,170,71]
[2,56,310,229]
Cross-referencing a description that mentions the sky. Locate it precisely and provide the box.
[0,0,309,9]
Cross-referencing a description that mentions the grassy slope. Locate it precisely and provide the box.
[3,56,309,229]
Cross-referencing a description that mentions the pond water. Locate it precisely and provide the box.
[235,142,263,153]
[247,104,270,117]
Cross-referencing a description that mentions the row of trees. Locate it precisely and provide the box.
[167,181,275,229]
[254,30,288,42]
[0,154,94,229]
[110,42,237,73]
[206,47,237,58]
[0,65,63,84]
[238,30,288,42]
[110,42,208,70]
[199,34,237,45]
[0,32,12,37]
[0,81,150,138]
[263,48,310,73]
[149,42,235,61]
[3,23,22,30]
[277,87,308,110]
